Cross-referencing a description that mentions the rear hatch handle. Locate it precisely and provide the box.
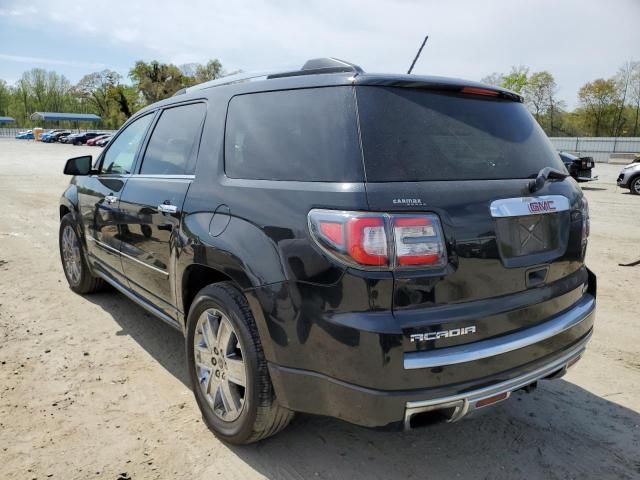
[529,167,569,193]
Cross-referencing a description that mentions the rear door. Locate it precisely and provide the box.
[118,102,207,318]
[355,86,588,349]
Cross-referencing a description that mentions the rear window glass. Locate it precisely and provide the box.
[224,87,363,182]
[357,87,565,181]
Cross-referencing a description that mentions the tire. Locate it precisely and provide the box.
[186,282,293,444]
[630,176,640,195]
[59,213,104,294]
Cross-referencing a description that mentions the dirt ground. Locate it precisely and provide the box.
[0,138,639,480]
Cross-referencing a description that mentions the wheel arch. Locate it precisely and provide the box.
[181,263,237,320]
[60,184,79,220]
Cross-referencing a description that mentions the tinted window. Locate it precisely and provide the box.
[225,87,362,182]
[100,114,153,174]
[357,87,565,181]
[140,103,206,175]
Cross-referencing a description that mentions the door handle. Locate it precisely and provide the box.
[158,203,178,214]
[105,195,118,204]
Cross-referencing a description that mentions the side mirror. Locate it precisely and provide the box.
[64,155,93,175]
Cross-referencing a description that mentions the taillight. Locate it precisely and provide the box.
[460,87,500,97]
[347,217,388,266]
[581,197,590,241]
[393,216,446,267]
[308,209,446,269]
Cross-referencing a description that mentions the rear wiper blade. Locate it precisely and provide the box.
[529,167,569,193]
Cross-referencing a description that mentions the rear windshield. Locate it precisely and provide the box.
[225,87,362,182]
[356,86,564,182]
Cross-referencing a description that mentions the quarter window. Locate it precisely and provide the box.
[100,114,153,174]
[224,87,363,182]
[140,103,206,175]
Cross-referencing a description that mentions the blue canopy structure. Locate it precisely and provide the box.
[0,116,15,124]
[30,112,101,122]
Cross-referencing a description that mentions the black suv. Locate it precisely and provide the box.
[59,58,596,444]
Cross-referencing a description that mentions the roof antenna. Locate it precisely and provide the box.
[407,35,429,74]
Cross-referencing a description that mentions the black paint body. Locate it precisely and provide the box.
[60,71,596,428]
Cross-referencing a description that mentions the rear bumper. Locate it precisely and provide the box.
[577,175,597,183]
[268,295,595,428]
[404,294,594,369]
[403,330,590,428]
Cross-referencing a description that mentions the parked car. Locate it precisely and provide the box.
[86,134,111,146]
[58,58,596,444]
[617,159,640,194]
[558,152,597,182]
[40,129,65,142]
[59,133,79,144]
[70,132,102,145]
[94,135,112,147]
[44,131,72,143]
[15,130,34,139]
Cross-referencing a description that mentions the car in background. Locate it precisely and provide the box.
[15,130,34,139]
[558,152,597,182]
[46,131,72,143]
[59,133,78,144]
[41,130,65,142]
[617,159,640,195]
[70,132,102,145]
[94,135,112,147]
[86,134,111,146]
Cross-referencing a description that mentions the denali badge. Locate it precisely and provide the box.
[410,326,477,342]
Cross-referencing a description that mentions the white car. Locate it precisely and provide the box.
[617,160,640,195]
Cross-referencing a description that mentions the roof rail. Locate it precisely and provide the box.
[176,70,281,96]
[177,58,363,96]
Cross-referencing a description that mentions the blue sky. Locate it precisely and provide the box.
[1,0,639,109]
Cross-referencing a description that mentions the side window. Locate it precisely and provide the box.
[100,114,153,174]
[224,87,362,182]
[139,103,206,175]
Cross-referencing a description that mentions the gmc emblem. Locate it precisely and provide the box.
[528,200,556,213]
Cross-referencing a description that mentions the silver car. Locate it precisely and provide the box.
[617,160,640,195]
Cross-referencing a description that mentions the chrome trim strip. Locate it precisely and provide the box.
[87,235,119,253]
[404,330,591,428]
[490,195,570,218]
[94,270,181,331]
[404,295,595,370]
[88,236,169,277]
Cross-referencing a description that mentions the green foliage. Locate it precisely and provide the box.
[501,66,529,94]
[481,62,640,137]
[578,78,620,136]
[0,58,227,129]
[129,60,191,104]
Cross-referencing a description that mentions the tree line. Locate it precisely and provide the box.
[0,59,233,129]
[481,61,640,137]
[0,58,639,137]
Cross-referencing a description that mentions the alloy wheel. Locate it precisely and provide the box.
[61,225,82,285]
[193,308,247,422]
